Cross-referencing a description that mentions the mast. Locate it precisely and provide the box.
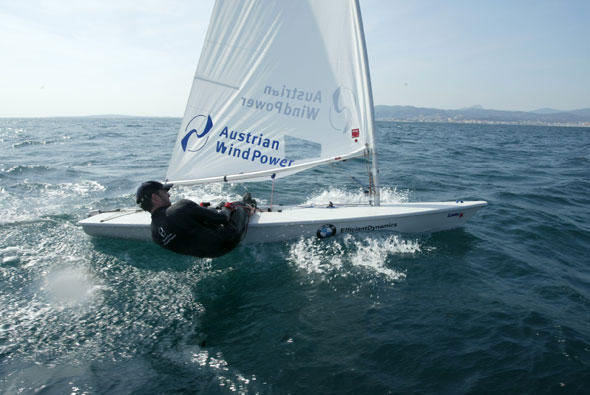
[353,0,380,206]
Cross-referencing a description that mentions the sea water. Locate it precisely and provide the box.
[0,118,588,393]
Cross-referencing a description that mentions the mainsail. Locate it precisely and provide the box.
[166,0,378,196]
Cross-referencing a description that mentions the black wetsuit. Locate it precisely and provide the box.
[151,199,249,257]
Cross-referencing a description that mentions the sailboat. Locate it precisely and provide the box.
[79,0,486,244]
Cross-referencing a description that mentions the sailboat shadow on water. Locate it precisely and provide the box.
[88,237,198,272]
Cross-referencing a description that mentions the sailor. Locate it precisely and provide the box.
[135,181,256,258]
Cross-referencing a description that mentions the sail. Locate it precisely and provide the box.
[166,0,376,185]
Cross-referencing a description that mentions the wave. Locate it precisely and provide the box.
[0,246,21,265]
[11,136,71,149]
[0,180,106,224]
[0,164,51,176]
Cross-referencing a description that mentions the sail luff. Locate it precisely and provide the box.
[353,0,380,206]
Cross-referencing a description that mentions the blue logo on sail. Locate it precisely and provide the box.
[329,86,358,134]
[181,115,213,152]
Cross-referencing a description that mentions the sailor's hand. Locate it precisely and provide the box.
[245,204,256,216]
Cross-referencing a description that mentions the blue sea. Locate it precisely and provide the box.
[1,118,589,394]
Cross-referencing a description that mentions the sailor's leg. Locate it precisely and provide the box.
[228,205,250,236]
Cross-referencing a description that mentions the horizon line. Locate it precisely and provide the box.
[2,105,589,119]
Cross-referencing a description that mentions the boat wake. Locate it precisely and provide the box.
[302,186,410,206]
[287,233,421,283]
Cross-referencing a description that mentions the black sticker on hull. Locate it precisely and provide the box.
[317,224,337,239]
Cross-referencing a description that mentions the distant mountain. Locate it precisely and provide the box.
[571,108,590,117]
[374,105,590,126]
[531,108,563,114]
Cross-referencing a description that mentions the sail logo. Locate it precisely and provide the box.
[181,114,213,152]
[239,84,322,121]
[329,86,358,134]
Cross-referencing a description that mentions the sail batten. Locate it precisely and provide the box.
[194,75,240,90]
[166,0,376,185]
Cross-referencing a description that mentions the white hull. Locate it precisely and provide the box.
[79,201,487,244]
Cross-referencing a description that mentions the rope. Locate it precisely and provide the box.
[269,173,276,210]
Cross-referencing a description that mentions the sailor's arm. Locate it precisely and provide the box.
[179,199,230,225]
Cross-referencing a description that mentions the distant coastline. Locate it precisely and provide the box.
[375,105,590,127]
[3,106,590,127]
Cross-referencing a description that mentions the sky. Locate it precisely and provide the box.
[1,0,588,117]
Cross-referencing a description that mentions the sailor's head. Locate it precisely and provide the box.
[136,181,172,212]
